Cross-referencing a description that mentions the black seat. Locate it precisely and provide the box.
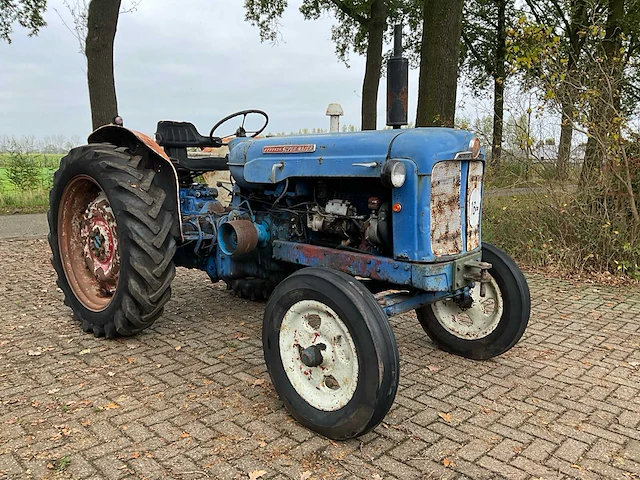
[155,121,222,148]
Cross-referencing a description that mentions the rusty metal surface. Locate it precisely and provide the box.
[219,220,259,256]
[87,125,183,240]
[57,175,118,312]
[271,241,478,293]
[466,161,483,251]
[88,125,170,161]
[430,161,463,256]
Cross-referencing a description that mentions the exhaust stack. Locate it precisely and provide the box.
[386,24,409,129]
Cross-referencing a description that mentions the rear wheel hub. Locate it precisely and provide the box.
[58,176,120,311]
[80,193,119,290]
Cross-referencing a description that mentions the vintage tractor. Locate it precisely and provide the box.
[48,32,530,440]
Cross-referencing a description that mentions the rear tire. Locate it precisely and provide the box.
[48,143,178,337]
[263,267,400,440]
[416,243,530,360]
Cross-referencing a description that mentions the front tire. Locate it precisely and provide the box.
[416,243,530,360]
[263,268,400,440]
[48,144,177,337]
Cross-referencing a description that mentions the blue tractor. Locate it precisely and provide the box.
[48,33,530,440]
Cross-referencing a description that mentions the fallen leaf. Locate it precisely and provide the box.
[571,464,584,470]
[145,452,153,458]
[127,357,136,364]
[132,452,140,459]
[443,458,455,468]
[107,372,115,377]
[78,348,91,355]
[439,412,452,423]
[300,471,312,480]
[426,365,440,372]
[181,432,191,438]
[103,402,120,410]
[258,440,267,447]
[249,470,267,480]
[175,345,182,351]
[203,379,213,385]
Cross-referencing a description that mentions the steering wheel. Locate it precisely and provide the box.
[209,109,269,143]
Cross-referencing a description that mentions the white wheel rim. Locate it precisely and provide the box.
[279,300,359,411]
[431,277,504,340]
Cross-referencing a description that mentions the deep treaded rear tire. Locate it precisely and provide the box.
[48,143,177,337]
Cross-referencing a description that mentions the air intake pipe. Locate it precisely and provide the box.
[218,219,269,256]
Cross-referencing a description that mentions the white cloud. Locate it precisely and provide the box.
[0,0,428,140]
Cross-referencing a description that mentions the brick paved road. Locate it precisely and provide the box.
[1,238,640,480]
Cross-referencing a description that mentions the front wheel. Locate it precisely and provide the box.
[416,243,530,360]
[263,267,400,440]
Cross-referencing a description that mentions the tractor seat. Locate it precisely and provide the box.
[155,121,222,148]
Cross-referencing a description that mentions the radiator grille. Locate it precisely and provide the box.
[466,161,483,251]
[430,162,463,256]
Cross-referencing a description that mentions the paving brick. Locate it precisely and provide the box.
[522,438,556,462]
[3,238,640,479]
[456,439,492,462]
[554,438,589,463]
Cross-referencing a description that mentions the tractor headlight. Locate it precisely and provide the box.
[381,160,406,188]
[469,137,481,159]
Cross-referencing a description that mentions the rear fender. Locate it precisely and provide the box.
[88,125,183,240]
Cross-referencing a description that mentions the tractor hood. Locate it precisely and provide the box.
[228,128,478,185]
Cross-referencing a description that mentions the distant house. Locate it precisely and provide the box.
[532,141,586,164]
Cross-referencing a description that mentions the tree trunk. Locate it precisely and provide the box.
[578,0,624,188]
[361,0,386,131]
[86,0,121,130]
[558,0,587,180]
[491,0,507,167]
[557,99,573,179]
[416,0,463,127]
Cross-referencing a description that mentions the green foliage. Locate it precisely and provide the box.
[0,0,47,43]
[243,0,286,43]
[243,0,406,66]
[460,0,515,92]
[6,154,40,190]
[55,456,71,472]
[483,192,640,279]
[0,187,50,214]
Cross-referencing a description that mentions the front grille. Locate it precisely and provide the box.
[430,161,463,256]
[466,161,483,251]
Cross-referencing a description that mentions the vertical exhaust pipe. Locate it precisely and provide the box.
[386,24,409,129]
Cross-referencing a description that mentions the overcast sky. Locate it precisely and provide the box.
[1,0,472,141]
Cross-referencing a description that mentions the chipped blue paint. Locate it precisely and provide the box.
[272,240,481,293]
